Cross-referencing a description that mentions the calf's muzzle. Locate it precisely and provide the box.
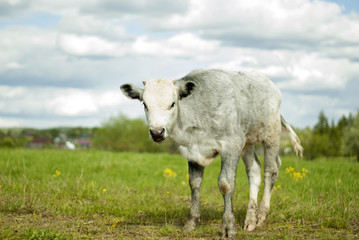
[149,127,165,142]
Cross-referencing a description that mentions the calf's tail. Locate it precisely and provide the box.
[281,115,303,157]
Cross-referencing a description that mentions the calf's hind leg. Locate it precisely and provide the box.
[184,161,204,231]
[242,145,261,231]
[257,144,281,227]
[257,114,282,227]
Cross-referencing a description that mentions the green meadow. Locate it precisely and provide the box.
[0,149,358,239]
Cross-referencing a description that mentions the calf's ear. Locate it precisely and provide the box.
[178,81,196,100]
[120,84,143,101]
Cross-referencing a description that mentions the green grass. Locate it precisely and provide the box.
[0,149,358,239]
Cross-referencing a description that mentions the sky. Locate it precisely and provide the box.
[0,0,358,129]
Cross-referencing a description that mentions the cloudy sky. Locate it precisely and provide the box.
[0,0,358,129]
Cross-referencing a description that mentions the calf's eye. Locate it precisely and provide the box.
[169,102,175,109]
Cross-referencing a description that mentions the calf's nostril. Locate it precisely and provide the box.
[149,129,156,137]
[149,128,165,138]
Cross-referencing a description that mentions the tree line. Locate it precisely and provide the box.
[1,111,358,160]
[298,111,359,160]
[92,115,177,153]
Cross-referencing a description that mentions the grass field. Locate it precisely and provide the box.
[0,149,358,239]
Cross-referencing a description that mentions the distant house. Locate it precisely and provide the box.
[65,141,76,150]
[76,138,90,149]
[27,137,53,149]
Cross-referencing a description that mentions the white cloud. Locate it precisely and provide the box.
[0,85,129,120]
[59,34,129,57]
[5,61,24,69]
[48,90,98,116]
[47,89,128,116]
[0,87,48,115]
[211,48,359,91]
[81,0,190,17]
[57,14,131,40]
[97,91,125,108]
[132,33,219,58]
[0,0,30,17]
[0,26,58,77]
[57,31,220,59]
[277,54,359,91]
[0,85,25,98]
[168,32,219,53]
[159,0,359,55]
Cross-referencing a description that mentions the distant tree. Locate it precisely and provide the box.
[297,127,314,159]
[313,111,330,135]
[328,119,342,156]
[66,127,92,139]
[0,135,30,148]
[337,115,349,133]
[303,111,342,159]
[347,113,355,127]
[93,114,177,153]
[49,128,61,139]
[342,111,359,161]
[303,132,331,160]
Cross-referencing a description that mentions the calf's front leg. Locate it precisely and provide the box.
[218,152,240,238]
[183,161,204,231]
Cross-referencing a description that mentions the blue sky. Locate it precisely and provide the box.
[0,0,358,128]
[327,0,359,13]
[0,12,60,28]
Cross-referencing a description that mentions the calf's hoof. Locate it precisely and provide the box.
[256,207,269,227]
[183,218,198,232]
[244,208,257,232]
[222,228,236,238]
[222,214,236,238]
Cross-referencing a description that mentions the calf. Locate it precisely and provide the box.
[121,69,303,237]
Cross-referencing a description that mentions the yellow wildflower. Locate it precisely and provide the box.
[186,173,189,181]
[286,166,294,174]
[292,171,304,181]
[181,181,186,185]
[53,170,61,177]
[163,168,177,178]
[103,189,106,193]
[338,178,341,184]
[166,191,170,194]
[286,167,307,181]
[112,217,120,227]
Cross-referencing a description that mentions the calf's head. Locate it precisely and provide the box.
[120,79,195,142]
